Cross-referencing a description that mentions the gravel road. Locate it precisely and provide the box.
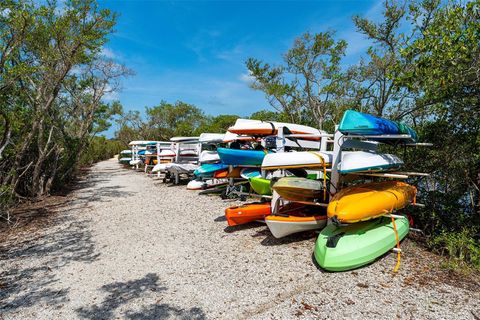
[1,158,479,319]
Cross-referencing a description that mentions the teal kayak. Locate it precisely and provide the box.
[217,148,269,166]
[339,110,418,142]
[314,216,409,271]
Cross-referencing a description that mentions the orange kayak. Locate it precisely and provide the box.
[225,202,271,226]
[327,181,416,223]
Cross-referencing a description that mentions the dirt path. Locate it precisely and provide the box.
[1,158,479,319]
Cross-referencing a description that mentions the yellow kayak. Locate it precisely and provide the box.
[327,181,416,223]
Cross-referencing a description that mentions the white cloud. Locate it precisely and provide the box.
[100,47,116,59]
[239,71,255,84]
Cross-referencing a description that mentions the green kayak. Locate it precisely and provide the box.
[314,216,409,271]
[249,177,272,195]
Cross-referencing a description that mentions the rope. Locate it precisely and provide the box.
[308,152,327,201]
[391,215,401,273]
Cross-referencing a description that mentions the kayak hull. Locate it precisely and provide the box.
[314,216,409,271]
[225,202,271,226]
[262,151,332,170]
[228,118,320,136]
[266,215,327,238]
[217,148,268,166]
[187,179,228,190]
[339,151,403,173]
[339,110,418,141]
[249,177,272,195]
[327,181,416,223]
[272,177,324,202]
[194,163,229,178]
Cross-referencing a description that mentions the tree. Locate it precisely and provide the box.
[246,31,355,129]
[145,101,207,139]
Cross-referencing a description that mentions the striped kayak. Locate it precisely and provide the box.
[217,148,269,166]
[339,110,418,141]
[228,118,320,136]
[314,216,409,271]
[327,181,416,223]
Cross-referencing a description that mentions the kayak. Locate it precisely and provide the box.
[262,151,333,170]
[228,118,320,136]
[225,202,271,226]
[272,177,325,202]
[339,151,403,173]
[217,148,269,166]
[339,110,418,142]
[314,216,409,271]
[240,168,261,179]
[194,163,229,178]
[266,214,327,238]
[249,177,272,195]
[327,181,416,223]
[186,179,229,190]
[118,157,131,164]
[198,151,220,163]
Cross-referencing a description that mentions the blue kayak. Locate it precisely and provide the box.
[217,148,270,166]
[194,163,229,178]
[339,110,418,142]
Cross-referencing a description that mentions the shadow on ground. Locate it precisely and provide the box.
[76,273,206,320]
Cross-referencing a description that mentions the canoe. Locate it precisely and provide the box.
[314,216,409,271]
[240,168,261,179]
[187,179,228,190]
[327,181,416,223]
[225,202,271,226]
[194,163,229,178]
[339,110,418,141]
[272,177,325,202]
[228,118,320,136]
[217,148,269,166]
[261,151,332,170]
[249,177,272,195]
[339,151,403,173]
[266,214,327,238]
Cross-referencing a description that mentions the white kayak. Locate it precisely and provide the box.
[198,151,219,163]
[152,163,168,173]
[339,151,403,173]
[186,179,229,190]
[262,151,333,170]
[166,163,199,174]
[158,149,176,157]
[129,159,142,166]
[228,118,320,136]
[265,215,328,238]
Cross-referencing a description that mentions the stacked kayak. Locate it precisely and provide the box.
[217,148,269,166]
[327,181,416,223]
[314,216,409,271]
[225,202,271,226]
[339,109,418,142]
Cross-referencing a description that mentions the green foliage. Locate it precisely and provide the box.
[146,101,207,139]
[429,229,480,271]
[196,114,239,134]
[246,31,355,128]
[79,137,124,166]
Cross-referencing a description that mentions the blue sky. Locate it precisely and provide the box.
[98,0,384,137]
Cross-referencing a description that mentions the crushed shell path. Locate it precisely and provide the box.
[0,158,478,319]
